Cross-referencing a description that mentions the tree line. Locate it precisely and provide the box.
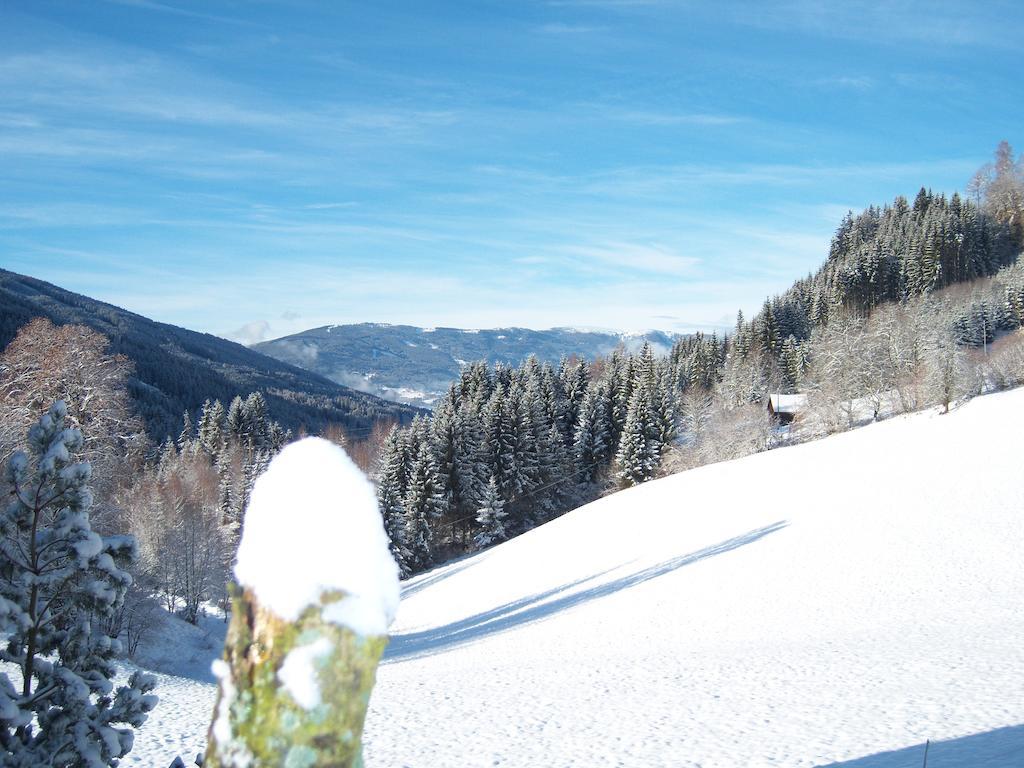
[371,142,1024,575]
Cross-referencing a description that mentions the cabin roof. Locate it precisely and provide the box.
[768,393,808,414]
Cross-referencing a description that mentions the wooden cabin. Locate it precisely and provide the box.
[767,393,807,425]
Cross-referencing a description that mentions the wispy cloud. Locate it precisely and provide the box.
[537,22,606,34]
[545,0,665,7]
[559,242,699,276]
[813,75,874,91]
[731,1,1021,48]
[605,110,748,126]
[101,0,258,27]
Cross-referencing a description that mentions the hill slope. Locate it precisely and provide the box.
[126,388,1024,767]
[254,323,678,408]
[0,270,420,440]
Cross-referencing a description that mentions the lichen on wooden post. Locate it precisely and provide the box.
[204,438,400,768]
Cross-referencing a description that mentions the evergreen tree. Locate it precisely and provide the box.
[197,398,225,457]
[780,335,804,393]
[241,392,270,449]
[615,386,659,487]
[402,439,445,569]
[559,358,588,440]
[573,380,613,482]
[215,451,234,527]
[0,402,158,766]
[225,396,244,440]
[375,428,412,576]
[474,476,508,548]
[177,409,193,453]
[650,365,679,452]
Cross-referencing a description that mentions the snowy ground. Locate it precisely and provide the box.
[129,388,1024,767]
[119,610,225,766]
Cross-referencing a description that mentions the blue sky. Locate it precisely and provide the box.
[1,1,1021,343]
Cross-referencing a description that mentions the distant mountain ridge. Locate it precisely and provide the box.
[0,270,421,442]
[254,323,679,408]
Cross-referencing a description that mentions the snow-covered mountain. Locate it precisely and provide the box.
[128,387,1024,767]
[0,270,421,441]
[253,323,678,408]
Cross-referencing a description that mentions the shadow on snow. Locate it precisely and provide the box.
[400,557,477,600]
[385,520,788,662]
[816,723,1024,767]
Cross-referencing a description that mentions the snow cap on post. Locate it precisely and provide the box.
[234,436,400,635]
[206,437,400,768]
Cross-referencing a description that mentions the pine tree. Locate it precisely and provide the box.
[780,335,803,393]
[216,451,235,528]
[429,398,462,524]
[501,385,540,525]
[225,396,244,440]
[560,358,589,439]
[573,380,613,482]
[615,387,659,487]
[241,392,270,449]
[474,476,508,548]
[198,398,226,457]
[402,439,445,569]
[375,428,412,576]
[0,402,158,766]
[177,409,193,453]
[650,365,678,452]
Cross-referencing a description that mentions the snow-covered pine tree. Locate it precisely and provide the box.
[429,396,462,525]
[573,379,612,482]
[650,364,678,452]
[157,437,177,479]
[241,392,270,449]
[453,407,488,521]
[240,449,272,518]
[177,409,194,453]
[615,386,659,487]
[779,335,804,393]
[500,385,540,528]
[559,357,589,440]
[216,451,235,527]
[607,350,633,443]
[0,402,157,767]
[474,476,508,548]
[198,398,226,457]
[225,396,244,441]
[402,438,445,569]
[375,427,412,576]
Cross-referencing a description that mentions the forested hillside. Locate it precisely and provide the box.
[736,184,1022,390]
[0,269,421,441]
[373,144,1024,577]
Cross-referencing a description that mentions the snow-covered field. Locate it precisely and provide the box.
[129,388,1024,767]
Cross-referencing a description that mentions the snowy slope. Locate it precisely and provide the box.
[128,388,1024,767]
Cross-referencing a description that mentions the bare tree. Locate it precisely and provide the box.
[0,318,148,514]
[804,315,869,431]
[665,394,772,473]
[970,140,1024,247]
[121,447,230,624]
[863,302,929,415]
[924,329,971,414]
[984,330,1024,389]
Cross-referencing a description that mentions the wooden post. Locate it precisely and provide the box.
[203,437,398,768]
[203,584,388,768]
